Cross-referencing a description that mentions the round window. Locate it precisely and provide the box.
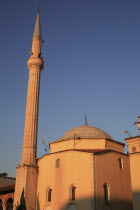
[132,146,137,153]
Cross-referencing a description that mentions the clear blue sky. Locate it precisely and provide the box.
[1,0,140,177]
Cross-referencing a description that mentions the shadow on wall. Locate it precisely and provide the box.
[42,196,133,210]
[60,196,133,210]
[132,191,140,210]
[37,194,40,210]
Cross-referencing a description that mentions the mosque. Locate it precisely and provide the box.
[0,11,140,210]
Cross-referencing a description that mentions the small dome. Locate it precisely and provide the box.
[57,125,111,141]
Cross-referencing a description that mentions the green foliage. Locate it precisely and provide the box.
[16,188,26,210]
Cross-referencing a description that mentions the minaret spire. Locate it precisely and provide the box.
[14,11,44,209]
[33,10,42,39]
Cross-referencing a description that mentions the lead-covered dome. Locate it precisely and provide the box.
[57,124,111,142]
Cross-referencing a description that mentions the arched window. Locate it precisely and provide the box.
[104,203,112,210]
[118,157,124,169]
[55,158,60,168]
[69,186,76,201]
[46,188,52,202]
[6,198,13,210]
[44,205,52,210]
[0,199,3,210]
[67,203,78,210]
[103,183,110,202]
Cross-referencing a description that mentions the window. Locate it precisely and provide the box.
[104,203,112,210]
[55,158,60,168]
[132,146,137,153]
[69,186,76,201]
[118,157,124,169]
[46,188,52,202]
[103,183,110,202]
[44,205,52,210]
[67,203,78,210]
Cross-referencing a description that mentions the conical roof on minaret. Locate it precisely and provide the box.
[33,10,42,39]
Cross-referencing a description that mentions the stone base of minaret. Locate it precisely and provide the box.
[14,165,38,210]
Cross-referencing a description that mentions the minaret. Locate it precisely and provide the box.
[21,10,43,166]
[14,11,44,209]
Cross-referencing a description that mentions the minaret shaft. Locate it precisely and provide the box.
[31,37,42,57]
[21,67,40,165]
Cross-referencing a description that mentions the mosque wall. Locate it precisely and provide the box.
[50,138,124,154]
[50,139,106,153]
[105,140,124,153]
[37,150,94,210]
[95,151,133,210]
[129,153,140,210]
[126,136,140,210]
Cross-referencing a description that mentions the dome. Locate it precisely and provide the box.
[57,124,111,142]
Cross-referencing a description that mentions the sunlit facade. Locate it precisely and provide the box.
[37,127,133,210]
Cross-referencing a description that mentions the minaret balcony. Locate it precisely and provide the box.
[27,57,44,70]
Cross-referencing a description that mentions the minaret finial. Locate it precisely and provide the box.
[84,114,88,126]
[33,10,42,39]
[30,10,43,61]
